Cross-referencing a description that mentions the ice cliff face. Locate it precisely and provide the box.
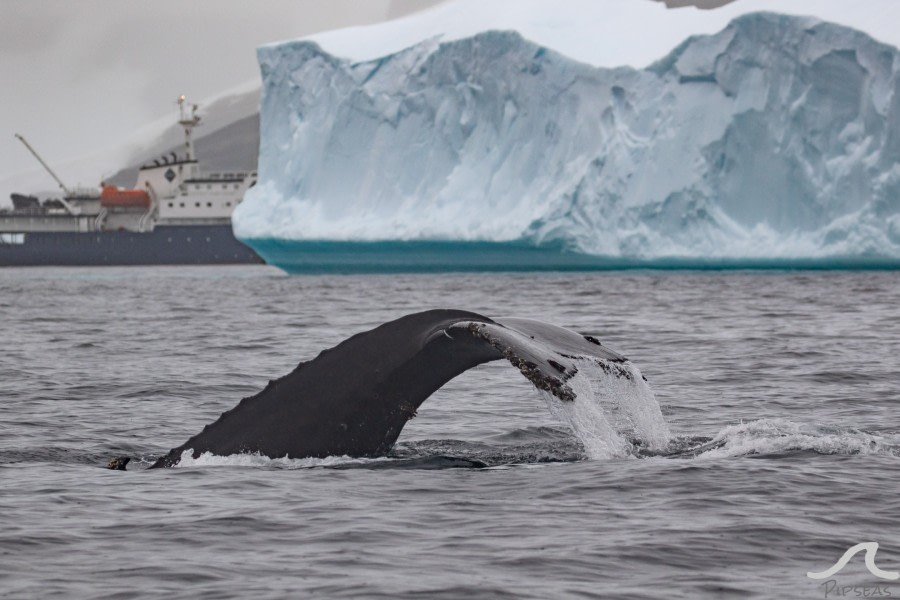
[234,13,900,261]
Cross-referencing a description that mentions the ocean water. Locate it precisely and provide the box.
[1,266,898,599]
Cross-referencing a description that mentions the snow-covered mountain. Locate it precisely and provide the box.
[234,3,900,263]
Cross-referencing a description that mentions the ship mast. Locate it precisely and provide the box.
[177,95,201,176]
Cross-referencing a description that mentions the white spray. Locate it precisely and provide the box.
[539,358,671,459]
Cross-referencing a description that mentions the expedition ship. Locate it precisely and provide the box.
[0,97,262,266]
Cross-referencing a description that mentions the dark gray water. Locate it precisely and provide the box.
[1,267,898,599]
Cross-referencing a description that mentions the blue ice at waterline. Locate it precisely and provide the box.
[247,239,900,274]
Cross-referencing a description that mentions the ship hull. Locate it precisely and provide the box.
[0,224,262,266]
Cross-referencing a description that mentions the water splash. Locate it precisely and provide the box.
[539,357,671,460]
[173,449,389,469]
[694,419,900,459]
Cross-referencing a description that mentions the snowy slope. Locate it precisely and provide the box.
[234,4,900,262]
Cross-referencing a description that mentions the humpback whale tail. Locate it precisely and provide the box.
[147,309,669,468]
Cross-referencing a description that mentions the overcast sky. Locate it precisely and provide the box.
[0,0,441,179]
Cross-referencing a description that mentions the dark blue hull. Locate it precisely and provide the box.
[0,225,262,266]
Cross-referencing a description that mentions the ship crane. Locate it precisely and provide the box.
[13,133,80,215]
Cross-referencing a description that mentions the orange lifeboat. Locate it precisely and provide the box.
[100,186,151,209]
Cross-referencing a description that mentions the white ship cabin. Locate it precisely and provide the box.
[136,163,256,222]
[165,172,256,220]
[134,96,256,224]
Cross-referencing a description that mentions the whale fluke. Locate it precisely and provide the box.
[149,309,628,468]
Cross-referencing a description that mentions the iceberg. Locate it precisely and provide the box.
[234,3,900,270]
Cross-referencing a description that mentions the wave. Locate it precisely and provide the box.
[691,419,900,459]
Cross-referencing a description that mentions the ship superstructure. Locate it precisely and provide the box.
[0,97,262,265]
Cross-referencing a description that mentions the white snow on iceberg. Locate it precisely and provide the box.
[234,2,900,265]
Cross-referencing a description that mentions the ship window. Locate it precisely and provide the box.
[195,202,200,207]
[179,202,185,208]
[226,202,232,207]
[207,202,212,207]
[167,202,173,208]
[222,184,227,190]
[0,233,25,244]
[233,184,239,189]
[207,184,212,190]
